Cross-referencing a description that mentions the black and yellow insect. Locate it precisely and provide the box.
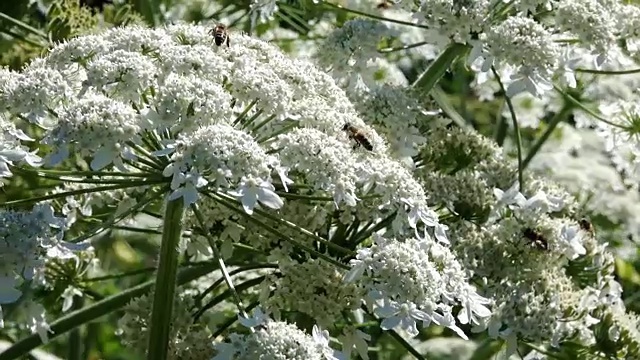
[523,228,548,251]
[342,123,373,151]
[209,23,230,47]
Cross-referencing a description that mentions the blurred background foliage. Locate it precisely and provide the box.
[1,0,640,359]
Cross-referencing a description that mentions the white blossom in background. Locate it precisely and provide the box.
[412,0,491,44]
[316,18,396,91]
[249,0,279,29]
[554,0,617,66]
[529,125,640,251]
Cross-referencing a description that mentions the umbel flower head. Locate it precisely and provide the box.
[213,310,340,360]
[0,23,487,354]
[0,23,448,249]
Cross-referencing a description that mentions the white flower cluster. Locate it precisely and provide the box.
[214,310,340,360]
[449,181,628,354]
[321,1,640,99]
[0,204,83,337]
[0,112,42,182]
[260,258,364,328]
[316,18,394,91]
[346,233,491,339]
[0,23,442,236]
[350,85,428,162]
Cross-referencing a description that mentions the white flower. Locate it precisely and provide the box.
[0,117,43,181]
[213,320,339,360]
[493,183,526,208]
[339,328,371,360]
[25,302,52,343]
[457,289,493,327]
[375,300,427,338]
[313,325,344,360]
[559,225,587,260]
[61,286,83,312]
[414,0,491,44]
[229,177,283,215]
[555,0,617,64]
[523,190,565,213]
[238,307,270,328]
[349,234,486,339]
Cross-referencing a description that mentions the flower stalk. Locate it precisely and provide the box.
[146,197,185,360]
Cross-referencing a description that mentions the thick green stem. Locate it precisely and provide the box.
[67,298,84,360]
[146,198,185,360]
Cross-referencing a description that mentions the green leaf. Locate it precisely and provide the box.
[411,43,469,96]
[431,85,471,130]
[131,0,160,26]
[615,258,640,286]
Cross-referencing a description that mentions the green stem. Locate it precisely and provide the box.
[0,263,217,360]
[146,198,185,360]
[378,41,431,53]
[193,264,277,304]
[0,11,48,40]
[206,192,349,269]
[1,28,46,47]
[233,100,259,127]
[191,204,250,320]
[387,329,425,360]
[249,114,277,134]
[492,67,524,191]
[12,167,162,184]
[0,181,165,207]
[553,84,626,129]
[411,43,468,95]
[575,68,640,75]
[192,277,266,321]
[13,167,156,178]
[211,301,260,338]
[493,100,507,145]
[522,107,571,169]
[216,192,355,256]
[82,266,157,283]
[67,298,84,360]
[67,186,167,244]
[275,192,334,201]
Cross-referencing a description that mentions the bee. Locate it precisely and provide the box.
[578,218,595,237]
[523,228,548,251]
[377,0,392,9]
[342,123,373,151]
[209,23,230,47]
